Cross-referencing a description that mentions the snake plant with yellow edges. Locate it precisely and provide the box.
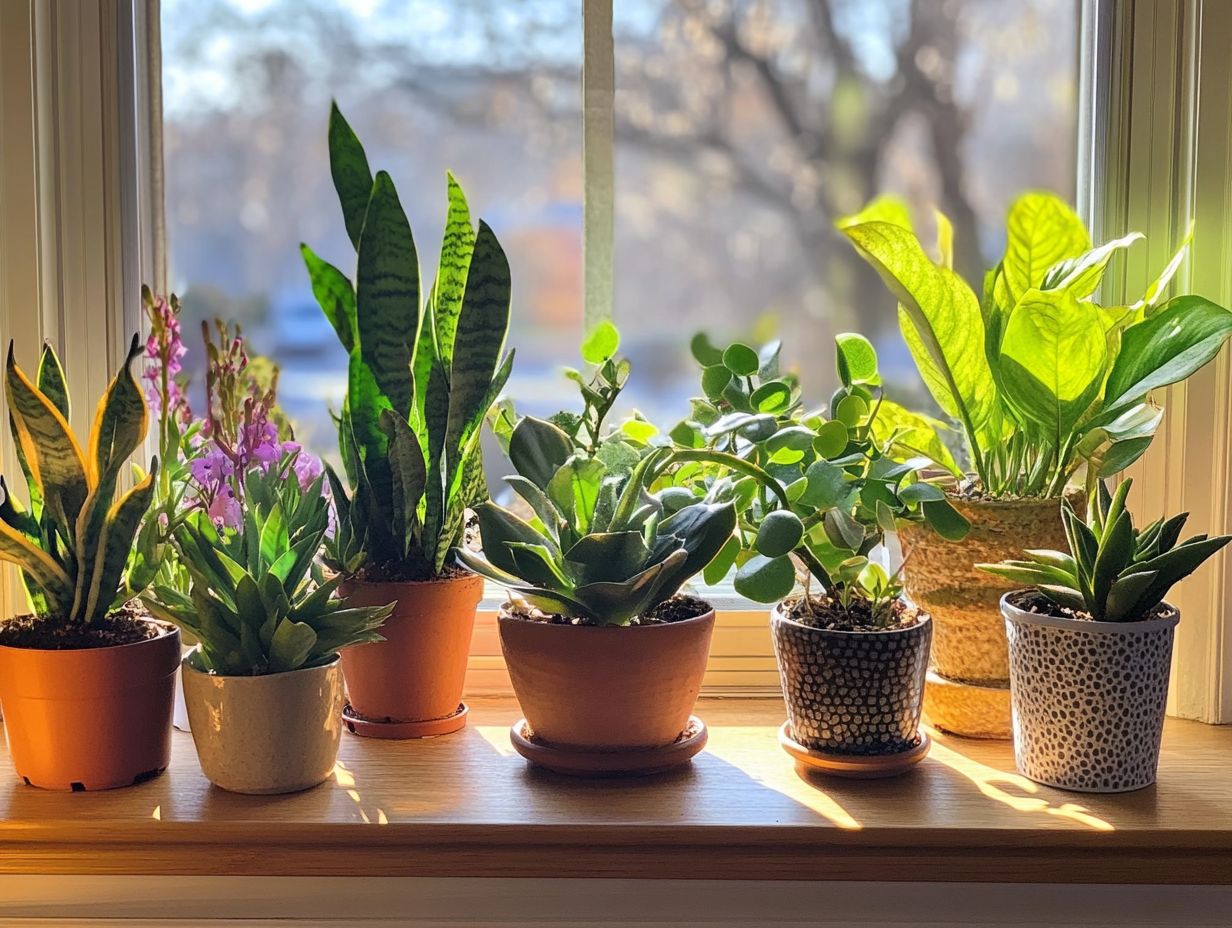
[0,336,158,624]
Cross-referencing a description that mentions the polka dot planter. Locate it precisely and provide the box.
[770,605,931,758]
[1001,593,1179,794]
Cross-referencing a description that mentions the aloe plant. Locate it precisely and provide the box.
[839,193,1232,498]
[302,103,514,579]
[668,333,967,614]
[144,455,393,675]
[0,337,157,623]
[979,479,1231,623]
[456,336,736,626]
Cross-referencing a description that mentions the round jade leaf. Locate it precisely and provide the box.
[834,393,869,427]
[656,486,697,513]
[690,332,725,366]
[701,364,732,400]
[812,419,849,458]
[734,554,797,603]
[722,342,761,376]
[750,379,792,414]
[755,510,804,558]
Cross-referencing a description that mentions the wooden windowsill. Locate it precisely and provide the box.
[1,697,1229,883]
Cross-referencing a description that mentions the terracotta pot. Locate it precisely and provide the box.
[0,621,179,790]
[183,650,344,794]
[771,604,931,758]
[498,608,714,751]
[1002,592,1178,793]
[339,574,482,738]
[897,492,1080,684]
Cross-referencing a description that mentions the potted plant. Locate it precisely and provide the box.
[301,103,514,738]
[671,334,967,777]
[145,455,393,794]
[839,193,1232,736]
[456,331,737,775]
[980,479,1229,792]
[0,338,179,790]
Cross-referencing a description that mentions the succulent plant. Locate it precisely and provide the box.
[669,333,968,620]
[0,337,157,624]
[144,455,393,675]
[302,103,513,579]
[456,337,736,626]
[980,479,1231,622]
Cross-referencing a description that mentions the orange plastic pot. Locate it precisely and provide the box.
[0,621,180,790]
[498,608,715,751]
[338,574,483,738]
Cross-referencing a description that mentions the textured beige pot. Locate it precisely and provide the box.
[182,650,344,795]
[897,491,1081,684]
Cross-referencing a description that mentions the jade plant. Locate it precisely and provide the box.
[302,103,513,580]
[979,479,1231,622]
[668,333,967,620]
[839,192,1232,498]
[145,454,393,674]
[456,331,736,626]
[0,337,157,628]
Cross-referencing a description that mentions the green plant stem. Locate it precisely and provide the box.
[670,447,833,590]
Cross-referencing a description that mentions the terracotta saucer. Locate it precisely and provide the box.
[778,722,930,779]
[342,702,468,739]
[510,717,708,777]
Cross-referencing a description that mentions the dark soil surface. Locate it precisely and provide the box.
[0,604,165,650]
[783,594,923,632]
[357,559,472,584]
[1006,589,1170,624]
[509,594,713,627]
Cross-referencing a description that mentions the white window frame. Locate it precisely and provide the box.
[4,0,1232,719]
[1081,0,1232,722]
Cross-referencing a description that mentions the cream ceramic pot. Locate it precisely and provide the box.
[182,650,344,794]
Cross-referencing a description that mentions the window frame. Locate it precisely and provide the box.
[6,0,1232,719]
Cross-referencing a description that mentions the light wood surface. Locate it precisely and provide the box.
[1,697,1230,883]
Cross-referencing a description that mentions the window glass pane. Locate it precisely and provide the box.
[612,0,1079,426]
[162,0,583,458]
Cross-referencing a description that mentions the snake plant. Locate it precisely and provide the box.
[980,479,1231,622]
[144,456,393,675]
[0,337,157,623]
[302,103,514,580]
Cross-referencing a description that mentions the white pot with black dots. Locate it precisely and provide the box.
[1001,591,1178,793]
[771,599,932,777]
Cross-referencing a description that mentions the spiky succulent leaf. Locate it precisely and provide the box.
[981,478,1231,621]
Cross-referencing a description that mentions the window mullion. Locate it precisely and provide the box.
[582,0,615,333]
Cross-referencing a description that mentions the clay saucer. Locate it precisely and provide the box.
[510,717,708,777]
[778,722,930,779]
[342,702,468,739]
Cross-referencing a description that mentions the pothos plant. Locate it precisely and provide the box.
[457,326,737,626]
[839,192,1232,499]
[668,333,968,625]
[302,103,513,581]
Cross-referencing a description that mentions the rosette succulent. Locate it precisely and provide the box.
[980,479,1231,622]
[456,338,736,626]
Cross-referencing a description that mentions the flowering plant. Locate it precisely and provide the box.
[130,291,323,596]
